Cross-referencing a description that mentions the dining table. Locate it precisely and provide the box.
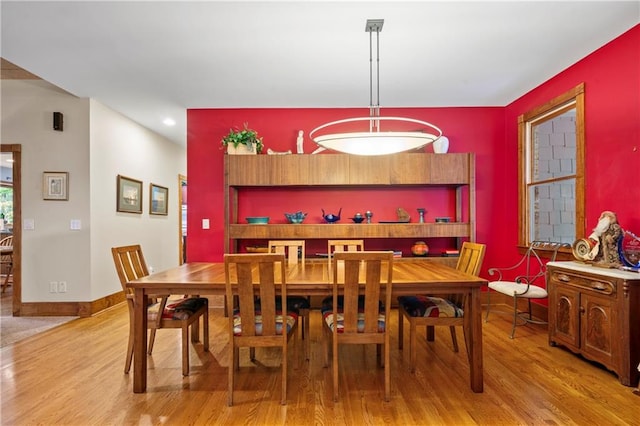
[126,258,487,394]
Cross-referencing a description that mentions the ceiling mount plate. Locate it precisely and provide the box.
[365,19,384,32]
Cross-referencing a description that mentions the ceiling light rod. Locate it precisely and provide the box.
[310,18,442,156]
[367,19,383,133]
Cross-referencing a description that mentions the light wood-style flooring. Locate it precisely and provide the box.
[1,303,638,425]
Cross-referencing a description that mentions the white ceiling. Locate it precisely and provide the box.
[1,1,638,146]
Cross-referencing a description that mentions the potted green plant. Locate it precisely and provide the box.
[221,123,264,155]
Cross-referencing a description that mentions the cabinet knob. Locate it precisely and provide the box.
[579,305,585,313]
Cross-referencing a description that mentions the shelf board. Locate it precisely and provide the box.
[228,222,471,239]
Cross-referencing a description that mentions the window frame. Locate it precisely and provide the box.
[518,83,585,252]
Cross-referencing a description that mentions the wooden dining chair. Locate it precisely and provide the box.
[321,251,394,402]
[327,239,364,258]
[397,242,486,372]
[111,244,209,376]
[268,240,310,359]
[224,253,299,406]
[0,235,13,293]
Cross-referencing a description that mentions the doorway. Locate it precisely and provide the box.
[0,144,21,316]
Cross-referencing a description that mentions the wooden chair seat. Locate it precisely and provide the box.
[0,235,13,293]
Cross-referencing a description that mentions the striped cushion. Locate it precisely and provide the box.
[397,295,463,318]
[321,296,386,333]
[232,310,298,336]
[147,297,208,321]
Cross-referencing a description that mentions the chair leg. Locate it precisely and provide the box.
[426,325,435,342]
[182,325,190,376]
[124,319,135,374]
[409,319,417,373]
[485,289,492,322]
[228,344,235,406]
[301,308,310,361]
[322,322,330,368]
[384,338,390,402]
[148,329,157,355]
[398,308,404,350]
[449,326,459,353]
[332,330,339,402]
[510,295,518,339]
[203,308,210,352]
[281,336,288,405]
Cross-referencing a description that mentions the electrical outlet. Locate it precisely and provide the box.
[49,281,58,293]
[58,281,67,293]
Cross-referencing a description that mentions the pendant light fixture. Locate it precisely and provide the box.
[310,19,442,156]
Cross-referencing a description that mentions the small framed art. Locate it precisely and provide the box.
[117,175,143,214]
[43,171,69,200]
[149,183,168,215]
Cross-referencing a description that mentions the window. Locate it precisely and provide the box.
[518,84,585,246]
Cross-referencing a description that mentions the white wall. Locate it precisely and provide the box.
[1,80,185,304]
[89,100,185,299]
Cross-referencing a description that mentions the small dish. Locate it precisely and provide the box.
[350,217,365,223]
[246,216,269,224]
[284,211,307,224]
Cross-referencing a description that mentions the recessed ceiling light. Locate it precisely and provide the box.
[163,118,176,126]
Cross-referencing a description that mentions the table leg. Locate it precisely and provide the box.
[133,288,148,393]
[465,287,483,393]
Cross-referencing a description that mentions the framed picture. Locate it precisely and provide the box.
[43,171,69,200]
[149,183,168,215]
[117,175,143,214]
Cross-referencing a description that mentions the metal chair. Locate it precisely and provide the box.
[485,241,570,338]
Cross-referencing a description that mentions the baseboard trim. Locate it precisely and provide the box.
[18,291,125,317]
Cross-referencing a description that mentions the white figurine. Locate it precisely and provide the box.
[296,130,304,154]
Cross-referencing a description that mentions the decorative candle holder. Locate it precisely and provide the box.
[417,208,426,223]
[365,211,373,224]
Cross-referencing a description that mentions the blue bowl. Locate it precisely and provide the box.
[246,216,269,224]
[284,211,307,224]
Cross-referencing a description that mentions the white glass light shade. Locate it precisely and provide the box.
[310,117,442,156]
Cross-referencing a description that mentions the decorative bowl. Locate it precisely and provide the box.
[246,216,269,224]
[350,216,365,223]
[284,211,307,224]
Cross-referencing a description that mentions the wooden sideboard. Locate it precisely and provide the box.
[223,153,475,253]
[547,261,640,386]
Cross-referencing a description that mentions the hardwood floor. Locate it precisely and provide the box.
[1,303,638,425]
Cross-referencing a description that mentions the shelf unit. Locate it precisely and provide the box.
[224,152,475,253]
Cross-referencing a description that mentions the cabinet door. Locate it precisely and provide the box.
[581,292,616,368]
[549,284,580,349]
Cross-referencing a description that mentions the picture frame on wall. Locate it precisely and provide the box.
[42,171,69,200]
[117,175,142,213]
[149,183,168,216]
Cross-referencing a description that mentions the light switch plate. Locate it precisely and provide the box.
[70,219,81,230]
[202,218,210,230]
[24,219,35,230]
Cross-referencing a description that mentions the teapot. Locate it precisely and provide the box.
[321,207,342,223]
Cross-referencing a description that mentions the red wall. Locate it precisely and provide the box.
[187,25,639,280]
